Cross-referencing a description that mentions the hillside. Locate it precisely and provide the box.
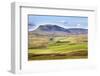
[29,24,88,36]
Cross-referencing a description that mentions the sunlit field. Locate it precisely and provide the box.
[28,34,88,60]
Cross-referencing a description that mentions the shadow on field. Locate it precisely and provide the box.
[28,50,88,60]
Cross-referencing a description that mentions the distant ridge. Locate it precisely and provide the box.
[29,24,88,36]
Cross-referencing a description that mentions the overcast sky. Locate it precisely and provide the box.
[28,15,88,31]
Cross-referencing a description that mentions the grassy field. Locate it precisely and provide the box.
[28,35,88,60]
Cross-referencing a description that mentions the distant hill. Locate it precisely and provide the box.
[29,24,88,36]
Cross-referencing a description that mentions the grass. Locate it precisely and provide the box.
[28,35,88,60]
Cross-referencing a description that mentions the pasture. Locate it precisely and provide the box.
[28,35,88,60]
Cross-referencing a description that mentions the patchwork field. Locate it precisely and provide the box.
[28,34,88,60]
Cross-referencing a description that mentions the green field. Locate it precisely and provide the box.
[28,35,88,60]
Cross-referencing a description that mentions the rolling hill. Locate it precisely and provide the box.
[29,24,88,36]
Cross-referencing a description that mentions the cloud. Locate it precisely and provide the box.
[76,24,81,28]
[57,20,68,24]
[28,23,39,31]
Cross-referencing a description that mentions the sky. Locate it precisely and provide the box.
[28,15,88,31]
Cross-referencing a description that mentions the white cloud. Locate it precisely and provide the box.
[76,24,81,28]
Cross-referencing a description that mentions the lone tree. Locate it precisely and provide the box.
[49,31,55,42]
